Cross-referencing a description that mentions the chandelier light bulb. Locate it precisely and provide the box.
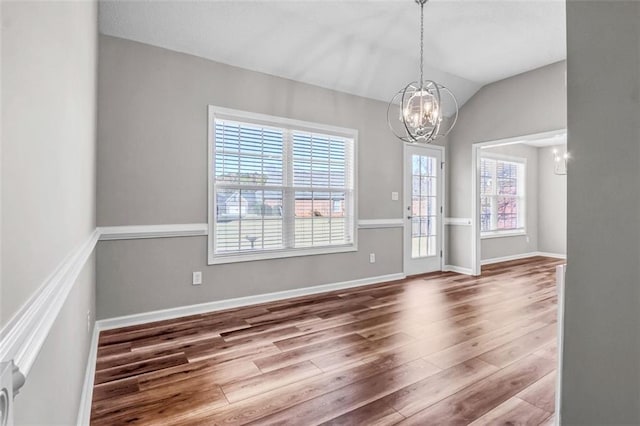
[553,147,569,175]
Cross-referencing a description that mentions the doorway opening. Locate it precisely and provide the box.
[471,129,567,275]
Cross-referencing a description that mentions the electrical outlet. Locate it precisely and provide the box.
[369,253,376,263]
[526,235,530,243]
[391,192,399,201]
[86,310,91,334]
[192,271,202,285]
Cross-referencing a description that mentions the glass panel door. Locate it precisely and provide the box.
[404,145,443,275]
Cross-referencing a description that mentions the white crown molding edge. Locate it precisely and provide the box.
[481,251,566,266]
[0,229,100,391]
[444,217,472,226]
[96,272,406,331]
[76,325,99,426]
[98,223,209,240]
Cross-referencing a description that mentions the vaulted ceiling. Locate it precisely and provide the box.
[99,0,566,108]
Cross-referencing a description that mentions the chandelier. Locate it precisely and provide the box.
[387,0,458,143]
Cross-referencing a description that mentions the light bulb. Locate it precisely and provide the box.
[405,89,440,137]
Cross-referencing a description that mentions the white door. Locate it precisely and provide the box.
[404,145,443,275]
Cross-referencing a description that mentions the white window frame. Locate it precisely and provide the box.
[207,106,358,265]
[479,153,527,239]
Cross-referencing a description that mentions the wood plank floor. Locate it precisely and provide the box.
[91,256,562,425]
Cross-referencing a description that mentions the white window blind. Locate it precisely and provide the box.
[480,156,525,235]
[209,108,356,263]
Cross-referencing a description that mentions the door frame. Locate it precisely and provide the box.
[403,143,446,276]
[470,129,566,276]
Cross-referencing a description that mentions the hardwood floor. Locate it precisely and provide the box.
[91,256,562,425]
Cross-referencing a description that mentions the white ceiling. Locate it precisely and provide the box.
[99,0,566,108]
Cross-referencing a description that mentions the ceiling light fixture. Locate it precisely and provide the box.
[387,0,458,144]
[553,148,568,175]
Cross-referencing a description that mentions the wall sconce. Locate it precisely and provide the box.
[553,148,568,175]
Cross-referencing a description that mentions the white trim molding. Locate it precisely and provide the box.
[97,221,405,241]
[0,229,100,394]
[97,272,406,331]
[443,265,474,275]
[77,325,99,426]
[481,251,567,266]
[357,219,404,229]
[99,223,208,240]
[444,217,472,226]
[537,251,567,260]
[555,263,567,426]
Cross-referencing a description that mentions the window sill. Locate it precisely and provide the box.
[481,230,527,240]
[208,244,357,265]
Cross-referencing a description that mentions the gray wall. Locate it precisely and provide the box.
[480,144,539,261]
[537,144,567,255]
[562,1,640,423]
[15,258,95,426]
[96,36,405,319]
[447,61,566,268]
[1,1,98,424]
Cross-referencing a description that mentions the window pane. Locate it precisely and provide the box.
[411,153,438,257]
[294,191,350,247]
[215,188,283,253]
[497,196,519,230]
[480,156,524,234]
[215,121,284,186]
[293,132,348,189]
[480,195,493,232]
[480,158,495,196]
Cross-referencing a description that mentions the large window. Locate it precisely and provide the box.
[208,107,356,264]
[480,155,526,237]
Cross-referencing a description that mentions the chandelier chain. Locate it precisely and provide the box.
[420,0,424,88]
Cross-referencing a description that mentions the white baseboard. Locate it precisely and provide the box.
[76,325,99,426]
[536,251,567,260]
[481,251,566,266]
[97,272,406,331]
[443,265,474,275]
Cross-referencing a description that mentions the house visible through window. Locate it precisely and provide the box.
[209,107,356,263]
[480,155,525,236]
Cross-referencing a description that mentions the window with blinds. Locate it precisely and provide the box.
[480,156,526,236]
[208,107,356,264]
